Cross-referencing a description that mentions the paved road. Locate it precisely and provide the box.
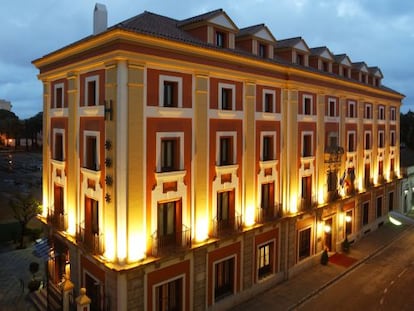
[299,226,414,311]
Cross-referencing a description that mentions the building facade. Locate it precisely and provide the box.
[33,7,403,311]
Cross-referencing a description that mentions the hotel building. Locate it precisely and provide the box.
[33,6,403,310]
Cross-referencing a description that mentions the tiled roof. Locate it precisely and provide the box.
[177,9,224,27]
[352,61,368,70]
[115,11,204,44]
[237,24,265,37]
[276,37,304,48]
[368,66,383,77]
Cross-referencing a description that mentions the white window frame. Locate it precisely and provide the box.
[378,130,385,148]
[327,98,337,117]
[85,75,99,106]
[364,103,372,119]
[260,131,276,161]
[159,75,183,108]
[302,95,313,115]
[301,131,314,157]
[390,130,396,146]
[378,105,385,120]
[212,254,237,303]
[216,131,237,166]
[256,239,276,281]
[262,89,276,113]
[218,83,236,111]
[347,100,356,118]
[152,274,185,311]
[156,132,184,172]
[53,83,64,109]
[53,128,65,161]
[83,130,100,169]
[390,107,396,121]
[347,131,356,152]
[364,131,372,150]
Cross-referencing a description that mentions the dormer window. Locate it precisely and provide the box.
[296,54,304,65]
[259,43,267,58]
[322,61,329,72]
[343,68,349,78]
[216,31,225,48]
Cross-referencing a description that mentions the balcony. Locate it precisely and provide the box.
[151,224,191,257]
[212,213,242,238]
[256,204,281,224]
[76,223,104,255]
[47,209,67,232]
[299,198,318,212]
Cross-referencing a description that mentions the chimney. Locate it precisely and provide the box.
[93,3,107,35]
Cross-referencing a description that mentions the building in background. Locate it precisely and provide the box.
[0,99,12,111]
[33,5,403,310]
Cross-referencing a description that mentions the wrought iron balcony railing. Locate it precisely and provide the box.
[212,213,242,238]
[151,224,191,257]
[76,223,104,255]
[256,204,281,224]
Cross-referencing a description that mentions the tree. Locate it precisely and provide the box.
[9,194,41,248]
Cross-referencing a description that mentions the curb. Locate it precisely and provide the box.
[288,225,412,310]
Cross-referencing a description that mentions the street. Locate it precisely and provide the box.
[299,226,414,311]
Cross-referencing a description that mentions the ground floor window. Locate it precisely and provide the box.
[376,196,382,218]
[155,278,183,311]
[258,242,273,280]
[298,227,311,261]
[362,202,369,225]
[214,257,235,302]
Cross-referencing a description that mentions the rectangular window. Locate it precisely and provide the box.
[348,132,355,152]
[388,192,394,212]
[303,96,312,115]
[261,182,274,210]
[214,257,234,301]
[217,191,230,223]
[216,32,225,48]
[85,136,98,170]
[301,176,312,207]
[298,227,311,260]
[327,132,338,148]
[390,107,396,121]
[221,88,233,110]
[158,201,176,239]
[262,136,273,161]
[264,92,274,113]
[376,197,382,218]
[364,104,372,119]
[378,106,385,120]
[343,68,349,78]
[362,202,369,225]
[327,171,337,192]
[161,139,179,172]
[296,53,304,65]
[55,86,63,108]
[378,131,385,148]
[364,164,371,188]
[322,61,329,72]
[87,80,97,106]
[302,134,312,157]
[258,242,273,280]
[365,132,371,150]
[259,44,266,58]
[390,131,396,146]
[347,101,356,118]
[220,137,233,166]
[91,199,99,235]
[155,278,182,311]
[328,99,336,117]
[163,81,178,107]
[54,132,63,161]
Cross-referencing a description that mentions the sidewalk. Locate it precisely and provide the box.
[233,221,410,311]
[0,242,45,311]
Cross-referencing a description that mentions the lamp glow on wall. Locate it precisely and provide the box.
[67,209,76,236]
[128,233,146,262]
[324,224,331,233]
[244,203,255,227]
[195,217,209,243]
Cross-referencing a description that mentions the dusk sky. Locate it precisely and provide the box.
[1,0,413,119]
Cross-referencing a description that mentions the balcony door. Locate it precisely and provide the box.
[157,200,182,247]
[84,197,99,250]
[301,176,312,208]
[54,185,64,226]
